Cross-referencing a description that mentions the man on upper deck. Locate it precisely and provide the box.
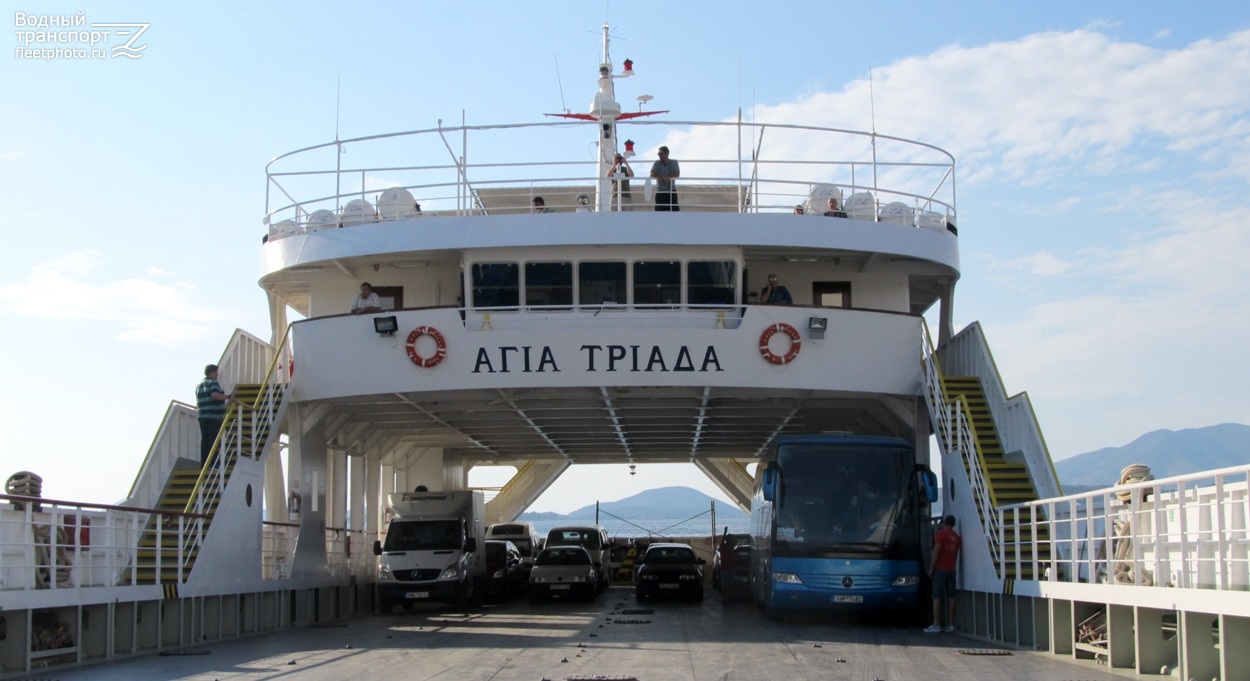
[650,146,680,211]
[351,282,382,315]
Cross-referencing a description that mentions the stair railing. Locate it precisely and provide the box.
[178,326,293,575]
[921,321,1003,577]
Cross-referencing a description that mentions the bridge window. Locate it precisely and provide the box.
[472,263,519,310]
[578,261,627,306]
[525,262,573,308]
[633,261,681,307]
[687,261,736,307]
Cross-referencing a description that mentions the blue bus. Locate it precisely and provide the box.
[749,434,938,619]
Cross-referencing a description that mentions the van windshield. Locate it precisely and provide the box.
[383,519,461,552]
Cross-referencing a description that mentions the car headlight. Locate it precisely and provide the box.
[892,575,920,586]
[639,574,659,581]
[439,565,460,580]
[493,568,506,579]
[772,572,803,584]
[378,563,394,581]
[531,574,547,584]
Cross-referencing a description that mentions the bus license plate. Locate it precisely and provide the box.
[406,592,429,599]
[834,595,863,603]
[550,584,571,590]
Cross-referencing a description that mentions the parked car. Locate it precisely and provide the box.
[483,540,527,601]
[544,525,611,590]
[529,546,598,603]
[635,543,704,602]
[711,531,751,591]
[486,522,542,569]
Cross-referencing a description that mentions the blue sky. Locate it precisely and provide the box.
[3,2,1248,513]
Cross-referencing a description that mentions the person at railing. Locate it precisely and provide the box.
[925,515,962,633]
[350,282,382,315]
[650,146,680,211]
[793,204,805,214]
[823,197,847,218]
[532,196,556,213]
[759,274,792,305]
[196,364,240,464]
[606,154,634,211]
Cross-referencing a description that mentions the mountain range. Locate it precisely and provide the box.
[1053,422,1249,489]
[520,486,744,522]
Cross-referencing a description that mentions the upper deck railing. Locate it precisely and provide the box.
[263,120,957,240]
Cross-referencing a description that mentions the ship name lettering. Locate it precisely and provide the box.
[472,346,560,374]
[580,344,723,373]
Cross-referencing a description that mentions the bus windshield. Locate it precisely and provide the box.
[773,443,912,550]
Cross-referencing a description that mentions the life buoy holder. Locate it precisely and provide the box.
[405,326,447,368]
[759,323,801,365]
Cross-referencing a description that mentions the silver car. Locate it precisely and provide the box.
[529,546,598,603]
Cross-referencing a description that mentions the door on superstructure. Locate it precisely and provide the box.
[813,282,851,309]
[373,286,404,310]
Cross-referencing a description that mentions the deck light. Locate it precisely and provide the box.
[374,316,398,336]
[808,316,827,340]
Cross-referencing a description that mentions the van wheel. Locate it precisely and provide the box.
[454,581,469,609]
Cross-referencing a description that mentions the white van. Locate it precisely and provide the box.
[545,525,611,589]
[486,522,542,566]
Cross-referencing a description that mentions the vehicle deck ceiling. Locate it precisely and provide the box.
[306,387,917,466]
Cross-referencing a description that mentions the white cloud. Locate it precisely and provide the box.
[0,251,230,345]
[648,28,1250,456]
[662,29,1250,190]
[0,150,24,162]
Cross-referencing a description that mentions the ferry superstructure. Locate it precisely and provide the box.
[2,26,1247,680]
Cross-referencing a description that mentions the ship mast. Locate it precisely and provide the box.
[544,24,666,211]
[590,23,625,211]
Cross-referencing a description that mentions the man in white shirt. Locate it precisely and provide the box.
[351,282,382,314]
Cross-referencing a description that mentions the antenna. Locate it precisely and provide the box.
[868,67,877,134]
[554,55,568,113]
[335,75,341,141]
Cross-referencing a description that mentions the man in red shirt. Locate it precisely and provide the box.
[925,515,961,633]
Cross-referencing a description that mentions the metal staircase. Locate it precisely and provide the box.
[938,376,1049,579]
[131,382,282,584]
[128,320,292,583]
[922,323,1055,581]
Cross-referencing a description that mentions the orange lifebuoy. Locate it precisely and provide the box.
[759,323,801,365]
[405,326,447,368]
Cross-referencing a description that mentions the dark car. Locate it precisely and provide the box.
[711,531,751,591]
[635,543,704,602]
[483,540,526,601]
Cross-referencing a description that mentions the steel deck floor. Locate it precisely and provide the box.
[37,588,1143,681]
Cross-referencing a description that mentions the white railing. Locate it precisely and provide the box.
[324,526,379,580]
[0,495,205,593]
[262,120,957,237]
[999,464,1250,592]
[261,521,296,580]
[935,322,1061,499]
[921,322,1002,576]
